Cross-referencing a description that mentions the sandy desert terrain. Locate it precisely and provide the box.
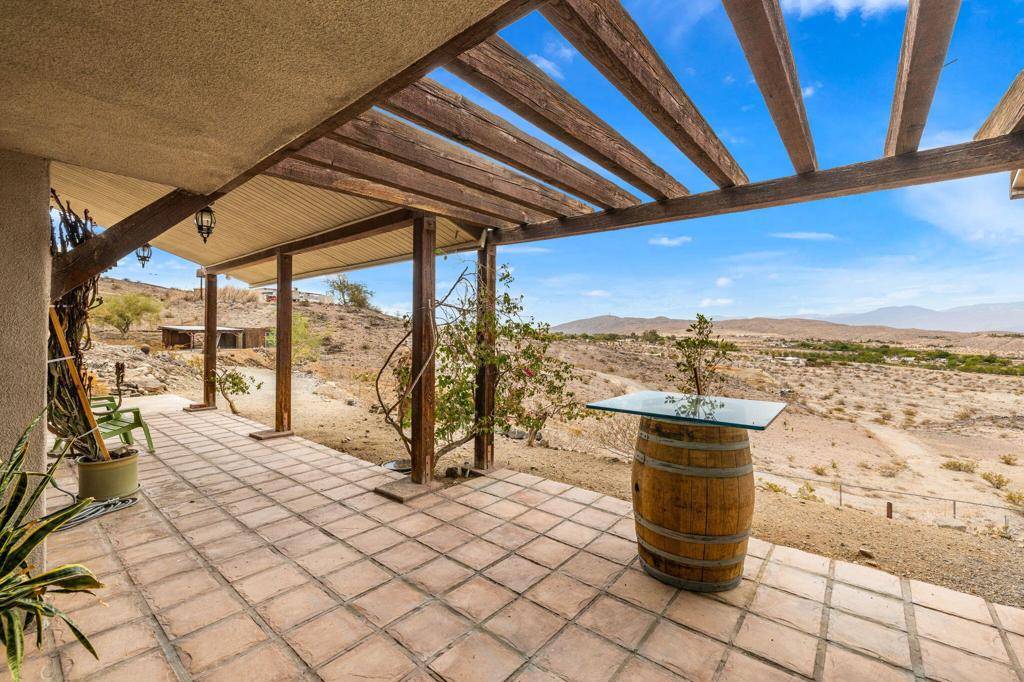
[84,278,1024,605]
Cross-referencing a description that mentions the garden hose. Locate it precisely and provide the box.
[50,481,139,531]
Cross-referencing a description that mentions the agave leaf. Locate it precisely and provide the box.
[19,564,102,592]
[0,413,39,494]
[1,609,24,682]
[0,474,28,535]
[0,503,89,576]
[13,447,72,529]
[54,609,96,659]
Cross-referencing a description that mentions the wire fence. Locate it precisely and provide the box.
[756,469,1023,529]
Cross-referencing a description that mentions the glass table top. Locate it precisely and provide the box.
[586,391,787,431]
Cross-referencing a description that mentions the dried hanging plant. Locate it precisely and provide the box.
[48,191,105,461]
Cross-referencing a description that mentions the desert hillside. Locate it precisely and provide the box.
[84,277,1024,606]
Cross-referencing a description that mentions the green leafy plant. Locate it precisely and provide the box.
[327,274,374,309]
[671,314,731,396]
[0,416,102,680]
[268,313,323,364]
[376,264,585,469]
[93,293,161,338]
[212,368,263,415]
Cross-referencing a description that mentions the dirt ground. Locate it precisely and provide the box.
[89,277,1024,606]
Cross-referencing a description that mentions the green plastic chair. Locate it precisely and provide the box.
[52,397,155,454]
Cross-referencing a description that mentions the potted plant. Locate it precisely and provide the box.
[0,415,101,680]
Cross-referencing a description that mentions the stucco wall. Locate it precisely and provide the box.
[0,149,50,557]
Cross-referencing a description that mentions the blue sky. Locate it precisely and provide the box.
[109,0,1024,325]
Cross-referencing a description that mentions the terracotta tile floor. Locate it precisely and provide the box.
[26,409,1024,681]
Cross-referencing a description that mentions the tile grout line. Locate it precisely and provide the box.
[811,558,836,680]
[989,602,1024,681]
[899,577,926,681]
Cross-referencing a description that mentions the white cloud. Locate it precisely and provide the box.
[771,231,836,241]
[723,74,736,86]
[501,245,552,254]
[802,85,816,98]
[902,174,1024,244]
[582,289,611,298]
[700,297,734,307]
[648,235,692,247]
[716,277,733,288]
[544,39,576,62]
[528,54,563,80]
[781,0,906,19]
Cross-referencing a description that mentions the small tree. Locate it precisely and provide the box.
[671,314,731,395]
[376,265,586,469]
[327,274,374,309]
[641,329,661,343]
[93,293,161,337]
[212,368,263,415]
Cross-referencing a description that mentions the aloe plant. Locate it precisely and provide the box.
[0,415,101,680]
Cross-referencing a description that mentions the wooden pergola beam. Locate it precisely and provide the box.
[265,158,516,231]
[722,0,816,174]
[1011,169,1024,200]
[493,132,1024,244]
[51,189,217,300]
[51,0,537,295]
[542,0,748,186]
[294,137,547,224]
[448,36,687,200]
[334,110,592,218]
[385,79,638,209]
[202,208,416,276]
[473,237,497,471]
[884,0,961,157]
[976,70,1024,140]
[202,274,217,407]
[252,253,294,440]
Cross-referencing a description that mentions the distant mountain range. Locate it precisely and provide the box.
[802,302,1024,333]
[553,302,1024,336]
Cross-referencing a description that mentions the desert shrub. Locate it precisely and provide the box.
[1000,454,1018,466]
[640,329,661,343]
[812,465,827,476]
[1006,490,1024,507]
[761,481,786,494]
[93,293,161,337]
[878,459,908,478]
[954,406,976,420]
[941,460,977,473]
[795,481,821,502]
[213,368,263,415]
[220,286,260,304]
[268,313,323,363]
[981,471,1010,490]
[670,314,731,395]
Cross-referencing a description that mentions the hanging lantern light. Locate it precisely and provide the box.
[195,206,216,243]
[135,243,153,268]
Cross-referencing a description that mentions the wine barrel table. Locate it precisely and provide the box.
[588,391,786,593]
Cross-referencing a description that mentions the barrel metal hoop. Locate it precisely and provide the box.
[634,512,750,545]
[638,537,745,567]
[638,557,743,593]
[638,431,750,451]
[634,452,754,479]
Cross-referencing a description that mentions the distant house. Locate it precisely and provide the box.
[258,287,334,305]
[160,325,270,349]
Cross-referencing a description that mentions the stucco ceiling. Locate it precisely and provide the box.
[0,0,509,194]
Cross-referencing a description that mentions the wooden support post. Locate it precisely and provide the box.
[473,238,497,472]
[186,273,219,411]
[410,215,437,484]
[202,274,218,407]
[251,254,294,440]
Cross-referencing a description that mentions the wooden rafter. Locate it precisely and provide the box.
[722,0,815,174]
[51,188,218,300]
[333,110,592,218]
[384,79,638,209]
[202,209,416,275]
[294,137,546,225]
[448,36,687,200]
[265,158,516,231]
[884,0,961,156]
[542,0,748,186]
[1011,169,1024,200]
[51,0,537,295]
[975,71,1024,140]
[493,132,1024,244]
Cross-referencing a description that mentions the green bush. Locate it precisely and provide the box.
[93,293,161,337]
